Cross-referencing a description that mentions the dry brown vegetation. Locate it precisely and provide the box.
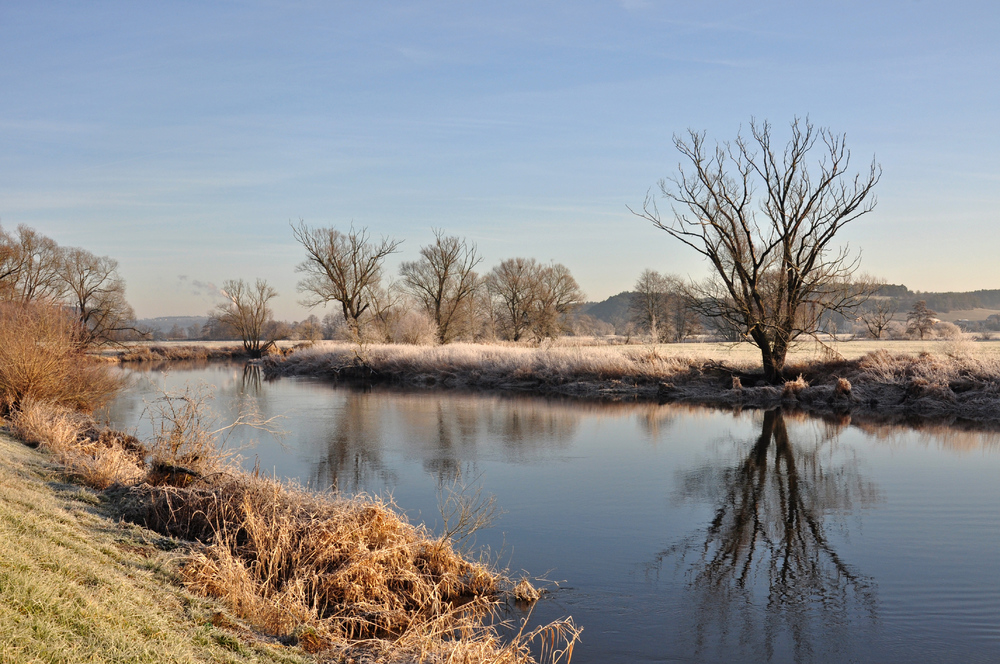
[0,302,122,411]
[6,394,580,663]
[113,343,259,363]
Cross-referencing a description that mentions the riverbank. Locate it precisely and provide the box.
[258,342,1000,427]
[0,430,312,664]
[1,401,578,663]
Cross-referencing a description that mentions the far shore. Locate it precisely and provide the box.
[249,338,1000,429]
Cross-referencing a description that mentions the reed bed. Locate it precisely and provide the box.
[113,343,252,363]
[113,473,577,663]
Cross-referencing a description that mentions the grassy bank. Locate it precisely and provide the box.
[0,431,311,664]
[259,341,1000,427]
[2,400,579,663]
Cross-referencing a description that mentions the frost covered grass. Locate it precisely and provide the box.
[262,340,1000,426]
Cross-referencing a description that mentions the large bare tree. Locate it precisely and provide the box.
[212,278,279,357]
[59,247,137,346]
[632,118,880,382]
[292,221,402,339]
[399,230,481,344]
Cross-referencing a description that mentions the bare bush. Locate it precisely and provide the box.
[390,309,438,345]
[144,384,279,478]
[933,321,962,340]
[0,303,122,411]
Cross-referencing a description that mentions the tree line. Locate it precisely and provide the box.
[212,224,586,356]
[0,224,136,347]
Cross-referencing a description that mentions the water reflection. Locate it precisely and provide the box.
[309,390,587,491]
[312,389,396,493]
[657,410,880,661]
[242,363,263,394]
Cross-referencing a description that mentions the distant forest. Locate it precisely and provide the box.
[580,285,1000,326]
[872,285,1000,313]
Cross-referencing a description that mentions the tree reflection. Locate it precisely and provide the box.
[241,363,263,394]
[656,409,880,661]
[312,389,396,493]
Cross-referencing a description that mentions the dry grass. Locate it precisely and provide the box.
[0,302,122,411]
[11,399,145,490]
[112,471,579,663]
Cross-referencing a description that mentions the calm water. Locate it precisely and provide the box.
[101,361,1000,663]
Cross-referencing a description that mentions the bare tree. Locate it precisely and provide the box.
[292,221,402,339]
[906,300,937,340]
[632,118,880,382]
[59,247,138,347]
[399,230,482,344]
[630,269,671,341]
[212,278,279,357]
[0,225,66,304]
[486,257,539,342]
[859,297,897,339]
[485,258,583,342]
[531,262,584,340]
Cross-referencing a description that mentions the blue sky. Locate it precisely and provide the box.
[2,1,999,319]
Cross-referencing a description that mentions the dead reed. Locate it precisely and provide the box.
[11,398,145,489]
[114,343,251,363]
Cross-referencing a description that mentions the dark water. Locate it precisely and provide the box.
[101,361,1000,663]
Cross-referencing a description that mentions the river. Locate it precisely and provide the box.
[99,360,1000,663]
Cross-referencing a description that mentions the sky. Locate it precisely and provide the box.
[2,1,999,320]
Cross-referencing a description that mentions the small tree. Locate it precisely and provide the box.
[399,230,482,344]
[4,225,66,304]
[292,221,402,340]
[530,263,584,340]
[486,257,539,342]
[630,269,670,341]
[485,258,583,342]
[212,278,279,357]
[906,300,937,340]
[859,297,897,339]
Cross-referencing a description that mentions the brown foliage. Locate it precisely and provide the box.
[0,303,122,411]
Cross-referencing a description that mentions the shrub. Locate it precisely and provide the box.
[0,303,122,411]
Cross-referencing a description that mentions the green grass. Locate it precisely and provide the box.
[0,432,311,664]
